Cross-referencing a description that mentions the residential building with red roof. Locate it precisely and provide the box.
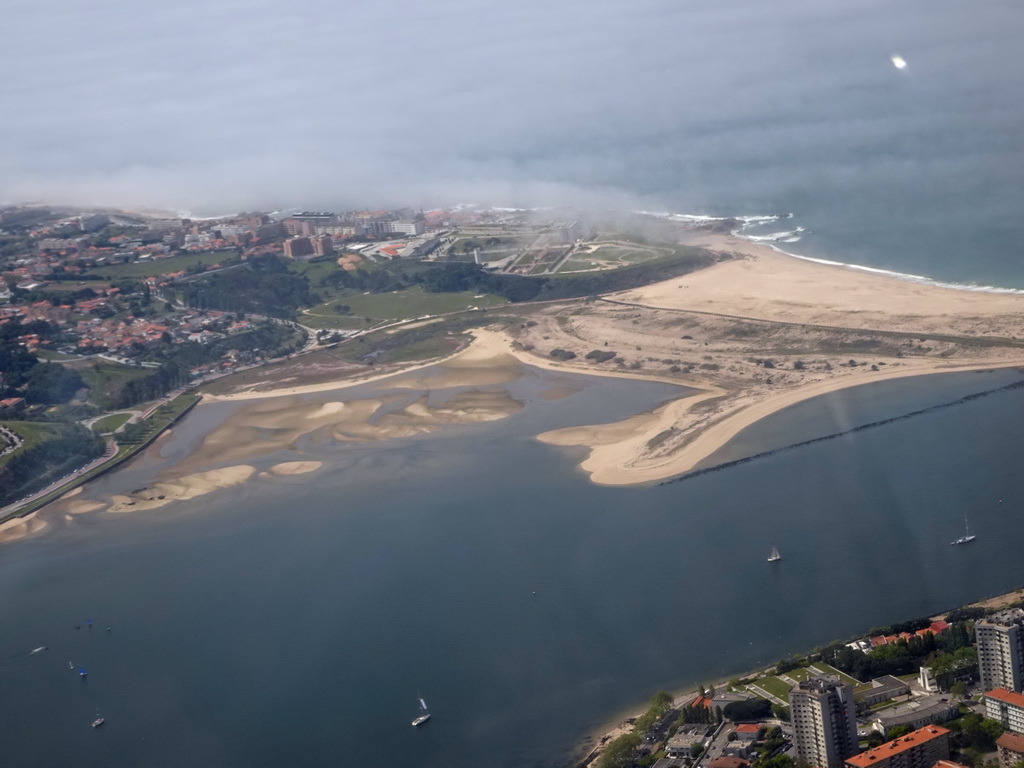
[734,723,762,740]
[845,726,950,768]
[984,688,1024,734]
[996,733,1024,768]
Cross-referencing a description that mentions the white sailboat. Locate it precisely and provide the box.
[767,544,782,563]
[951,515,976,546]
[411,695,431,727]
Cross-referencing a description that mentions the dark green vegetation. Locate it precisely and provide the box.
[176,246,714,323]
[23,363,84,404]
[595,692,675,768]
[586,349,618,363]
[420,246,713,303]
[117,394,199,447]
[0,320,49,397]
[723,698,772,722]
[0,394,201,525]
[74,322,300,410]
[0,422,104,507]
[328,313,521,366]
[88,250,241,279]
[823,619,975,684]
[302,286,508,329]
[944,711,1004,766]
[181,254,312,318]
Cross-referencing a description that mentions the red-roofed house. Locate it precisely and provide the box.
[930,621,950,634]
[984,689,1024,734]
[734,723,762,741]
[709,758,750,768]
[844,726,950,768]
[997,733,1024,768]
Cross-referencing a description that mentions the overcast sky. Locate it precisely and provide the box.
[3,0,1022,216]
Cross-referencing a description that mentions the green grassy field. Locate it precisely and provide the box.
[0,421,62,468]
[557,242,673,273]
[301,286,507,328]
[741,661,861,701]
[93,251,237,279]
[809,662,861,685]
[751,675,795,700]
[91,413,133,434]
[288,258,341,283]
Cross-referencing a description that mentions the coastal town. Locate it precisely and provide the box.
[583,600,1024,768]
[4,202,1024,767]
[0,202,646,523]
[5,199,1024,525]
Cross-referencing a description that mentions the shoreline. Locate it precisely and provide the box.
[539,359,1024,486]
[575,583,1024,767]
[10,230,1024,539]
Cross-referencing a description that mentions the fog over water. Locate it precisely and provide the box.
[4,1,1023,240]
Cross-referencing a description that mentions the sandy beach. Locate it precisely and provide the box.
[466,233,1024,485]
[10,233,1024,540]
[197,234,1024,486]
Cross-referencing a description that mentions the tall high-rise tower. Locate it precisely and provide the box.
[977,609,1024,692]
[789,675,859,768]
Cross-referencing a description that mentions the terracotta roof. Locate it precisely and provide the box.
[997,733,1024,754]
[845,726,950,767]
[986,689,1024,708]
[735,724,761,733]
[709,758,749,768]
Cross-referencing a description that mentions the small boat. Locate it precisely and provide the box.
[79,667,88,678]
[92,715,104,728]
[951,515,976,546]
[412,695,431,727]
[767,544,782,563]
[30,646,48,655]
[68,661,74,671]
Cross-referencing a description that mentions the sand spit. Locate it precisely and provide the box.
[108,465,257,513]
[268,461,323,476]
[538,360,1018,485]
[483,236,1024,485]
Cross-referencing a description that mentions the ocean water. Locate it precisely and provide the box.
[2,366,1024,767]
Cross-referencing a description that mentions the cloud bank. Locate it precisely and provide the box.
[3,0,1022,216]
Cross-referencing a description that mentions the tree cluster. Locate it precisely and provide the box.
[723,698,772,722]
[0,423,104,506]
[824,621,975,682]
[181,254,312,318]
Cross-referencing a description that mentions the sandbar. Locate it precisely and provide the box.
[268,461,323,476]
